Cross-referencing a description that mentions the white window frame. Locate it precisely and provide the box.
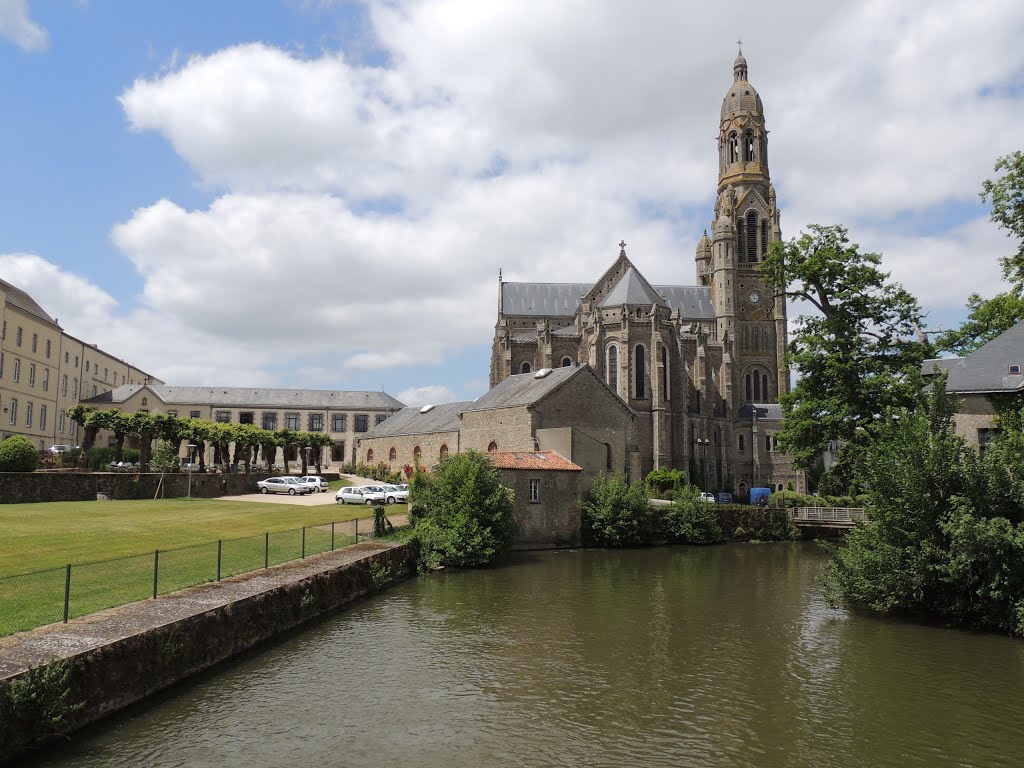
[529,478,540,503]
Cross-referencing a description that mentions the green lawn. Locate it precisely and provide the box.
[0,496,410,637]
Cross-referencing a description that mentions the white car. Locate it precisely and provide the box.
[336,485,388,505]
[699,492,717,504]
[297,475,329,493]
[381,484,409,503]
[258,477,314,496]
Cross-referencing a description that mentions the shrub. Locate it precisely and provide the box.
[662,484,722,544]
[410,451,517,569]
[372,505,394,537]
[644,468,687,498]
[0,436,38,472]
[581,472,658,546]
[149,441,180,472]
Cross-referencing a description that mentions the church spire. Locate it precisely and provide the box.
[733,38,748,81]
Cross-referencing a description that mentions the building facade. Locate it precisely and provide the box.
[489,51,804,496]
[82,384,405,466]
[0,279,161,449]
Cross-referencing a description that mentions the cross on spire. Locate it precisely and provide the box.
[737,37,743,54]
[619,240,627,256]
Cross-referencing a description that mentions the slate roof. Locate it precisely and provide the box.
[923,319,1024,393]
[361,401,471,438]
[738,403,784,421]
[1,278,59,327]
[82,384,406,410]
[598,267,665,308]
[462,364,584,412]
[489,450,582,471]
[502,281,714,320]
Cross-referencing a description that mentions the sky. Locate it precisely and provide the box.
[1,0,1023,407]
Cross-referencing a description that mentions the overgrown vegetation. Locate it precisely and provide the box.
[0,661,81,749]
[582,472,660,546]
[409,451,517,570]
[372,505,394,537]
[0,436,38,472]
[823,378,1024,635]
[661,484,722,544]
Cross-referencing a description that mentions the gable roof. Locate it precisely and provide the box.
[362,401,470,438]
[463,365,584,412]
[598,267,666,307]
[83,384,406,410]
[501,281,714,320]
[738,403,784,421]
[489,450,582,471]
[923,319,1024,394]
[0,279,59,327]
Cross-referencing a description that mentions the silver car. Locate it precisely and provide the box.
[257,477,313,496]
[336,485,388,505]
[381,484,409,504]
[297,475,329,493]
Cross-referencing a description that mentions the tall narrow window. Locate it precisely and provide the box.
[660,347,668,399]
[635,345,647,398]
[728,131,738,163]
[738,218,746,262]
[25,402,32,428]
[746,211,758,262]
[414,446,422,462]
[762,374,770,402]
[9,399,16,425]
[738,434,745,452]
[607,345,619,393]
[761,219,769,258]
[389,447,397,462]
[744,130,755,161]
[45,339,51,358]
[745,374,752,403]
[39,405,47,431]
[42,368,49,391]
[31,334,37,353]
[367,449,374,463]
[440,444,449,459]
[13,359,20,383]
[529,479,540,503]
[28,364,35,387]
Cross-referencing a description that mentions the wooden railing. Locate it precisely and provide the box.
[791,507,866,526]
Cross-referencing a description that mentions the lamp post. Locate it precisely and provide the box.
[186,443,197,499]
[695,437,710,498]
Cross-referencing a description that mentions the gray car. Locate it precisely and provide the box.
[336,485,388,505]
[257,477,314,496]
[297,475,329,493]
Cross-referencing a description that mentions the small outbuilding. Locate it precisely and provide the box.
[490,450,583,549]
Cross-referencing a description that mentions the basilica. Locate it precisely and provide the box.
[489,50,805,497]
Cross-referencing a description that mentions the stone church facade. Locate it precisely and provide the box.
[490,51,805,497]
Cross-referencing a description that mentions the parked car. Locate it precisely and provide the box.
[716,492,734,504]
[381,484,409,504]
[698,492,716,504]
[257,476,314,495]
[297,475,329,493]
[48,444,72,454]
[336,485,388,505]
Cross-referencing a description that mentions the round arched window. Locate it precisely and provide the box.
[520,362,532,374]
[440,444,449,459]
[413,446,422,461]
[389,447,397,462]
[366,449,374,463]
[487,441,497,452]
[561,356,573,367]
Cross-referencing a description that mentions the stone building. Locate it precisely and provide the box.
[83,384,404,466]
[0,278,161,449]
[357,364,635,487]
[489,50,804,496]
[490,450,583,549]
[923,319,1024,454]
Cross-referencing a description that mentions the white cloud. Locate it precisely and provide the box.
[96,0,1024,388]
[0,0,48,51]
[396,384,459,407]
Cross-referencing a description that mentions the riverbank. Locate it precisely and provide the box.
[0,539,417,765]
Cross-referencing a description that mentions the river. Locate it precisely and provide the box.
[25,542,1024,767]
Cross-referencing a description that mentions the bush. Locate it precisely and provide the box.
[644,468,687,498]
[0,436,38,472]
[662,485,722,544]
[372,505,394,537]
[582,472,658,546]
[410,451,517,569]
[149,441,180,472]
[768,489,810,507]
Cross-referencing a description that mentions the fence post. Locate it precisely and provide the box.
[63,564,71,623]
[153,549,159,599]
[217,539,222,581]
[302,527,306,559]
[331,521,335,551]
[355,517,359,544]
[265,531,269,569]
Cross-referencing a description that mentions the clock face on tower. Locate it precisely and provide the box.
[747,290,761,305]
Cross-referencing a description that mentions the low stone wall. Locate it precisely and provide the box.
[0,542,417,764]
[0,471,270,503]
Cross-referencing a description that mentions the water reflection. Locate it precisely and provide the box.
[26,543,1024,768]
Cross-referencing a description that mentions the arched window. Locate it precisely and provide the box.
[607,345,618,392]
[660,346,668,399]
[413,446,422,462]
[744,130,755,162]
[746,211,758,262]
[728,131,738,163]
[440,444,449,459]
[389,447,397,462]
[635,345,647,398]
[520,361,531,374]
[367,449,374,463]
[760,219,769,258]
[746,366,771,403]
[738,434,745,452]
[141,397,148,406]
[561,356,573,367]
[487,441,497,452]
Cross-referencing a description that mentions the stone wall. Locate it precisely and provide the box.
[498,468,581,549]
[0,471,270,504]
[356,429,459,473]
[460,405,536,453]
[0,543,417,764]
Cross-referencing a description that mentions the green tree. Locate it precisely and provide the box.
[824,376,1024,634]
[0,435,39,472]
[581,472,657,546]
[410,451,517,569]
[934,292,1024,356]
[662,484,722,544]
[763,224,927,483]
[981,150,1024,289]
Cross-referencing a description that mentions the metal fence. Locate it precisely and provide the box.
[791,506,867,524]
[0,517,381,638]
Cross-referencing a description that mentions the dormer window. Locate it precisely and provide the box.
[1010,365,1021,374]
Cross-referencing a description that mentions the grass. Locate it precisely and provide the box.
[0,495,410,637]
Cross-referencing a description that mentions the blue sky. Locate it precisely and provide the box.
[2,0,1023,406]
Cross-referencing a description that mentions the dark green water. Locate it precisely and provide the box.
[26,543,1024,767]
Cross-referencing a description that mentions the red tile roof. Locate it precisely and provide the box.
[488,450,582,471]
